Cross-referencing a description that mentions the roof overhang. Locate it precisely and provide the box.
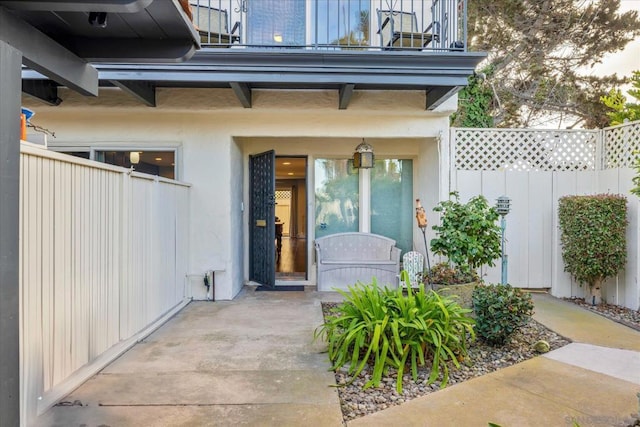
[3,0,199,96]
[23,49,486,109]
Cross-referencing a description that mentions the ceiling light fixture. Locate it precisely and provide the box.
[130,151,140,165]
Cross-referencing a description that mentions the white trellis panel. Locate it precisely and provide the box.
[451,123,640,306]
[454,128,599,172]
[603,122,640,168]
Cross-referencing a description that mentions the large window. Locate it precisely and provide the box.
[95,150,176,179]
[314,158,414,254]
[371,159,413,255]
[314,159,359,238]
[49,145,179,180]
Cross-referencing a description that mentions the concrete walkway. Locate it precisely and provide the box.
[36,290,640,427]
[35,287,344,427]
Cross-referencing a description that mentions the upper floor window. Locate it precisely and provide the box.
[311,0,370,47]
[247,0,306,46]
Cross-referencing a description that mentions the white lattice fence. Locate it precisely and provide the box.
[450,121,640,310]
[454,128,599,171]
[604,121,640,168]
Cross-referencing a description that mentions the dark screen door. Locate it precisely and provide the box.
[249,150,276,288]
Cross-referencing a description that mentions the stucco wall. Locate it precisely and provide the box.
[23,87,453,300]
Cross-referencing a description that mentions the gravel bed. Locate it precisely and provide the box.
[563,297,640,331]
[321,302,571,422]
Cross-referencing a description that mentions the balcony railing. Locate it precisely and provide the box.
[188,0,467,52]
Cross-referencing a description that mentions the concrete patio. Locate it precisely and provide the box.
[35,290,640,427]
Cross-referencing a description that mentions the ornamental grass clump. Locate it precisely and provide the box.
[472,284,534,346]
[314,274,475,394]
[558,194,627,305]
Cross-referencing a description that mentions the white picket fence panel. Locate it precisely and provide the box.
[451,122,640,311]
[19,143,191,425]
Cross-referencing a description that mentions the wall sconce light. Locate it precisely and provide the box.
[353,139,374,169]
[130,151,140,165]
[273,33,283,43]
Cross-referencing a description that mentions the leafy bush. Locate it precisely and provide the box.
[558,194,627,304]
[472,284,534,346]
[431,192,501,275]
[428,262,479,285]
[315,276,475,393]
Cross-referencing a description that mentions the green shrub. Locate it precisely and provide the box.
[315,276,475,393]
[431,192,501,275]
[558,194,627,304]
[472,284,534,346]
[428,262,479,285]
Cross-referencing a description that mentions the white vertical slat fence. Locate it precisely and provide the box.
[19,143,191,425]
[450,122,640,310]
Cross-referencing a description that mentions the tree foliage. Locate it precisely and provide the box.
[465,0,640,129]
[451,66,495,128]
[601,71,640,125]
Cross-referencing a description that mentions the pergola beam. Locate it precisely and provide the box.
[230,82,252,108]
[339,83,355,109]
[0,39,21,427]
[0,0,153,12]
[426,86,461,110]
[68,39,196,63]
[22,79,62,106]
[0,5,98,96]
[110,80,156,107]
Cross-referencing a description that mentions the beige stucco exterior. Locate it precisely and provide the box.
[23,87,455,300]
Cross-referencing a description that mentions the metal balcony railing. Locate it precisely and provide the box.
[187,0,467,52]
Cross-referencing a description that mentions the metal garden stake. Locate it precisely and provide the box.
[496,196,511,285]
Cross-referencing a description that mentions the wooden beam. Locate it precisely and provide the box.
[339,83,355,110]
[230,82,251,108]
[22,79,62,106]
[0,0,153,12]
[67,38,196,63]
[0,39,21,427]
[426,86,461,110]
[110,80,156,107]
[0,6,98,96]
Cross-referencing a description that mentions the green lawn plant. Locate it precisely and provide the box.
[472,284,534,346]
[558,194,627,305]
[430,192,502,276]
[315,274,475,394]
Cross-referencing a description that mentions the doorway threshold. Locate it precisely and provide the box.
[256,285,305,292]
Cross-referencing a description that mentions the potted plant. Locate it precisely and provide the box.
[428,192,502,307]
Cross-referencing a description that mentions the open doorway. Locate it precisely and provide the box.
[275,156,307,281]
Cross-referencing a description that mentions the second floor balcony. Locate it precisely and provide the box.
[190,0,467,52]
[15,0,485,110]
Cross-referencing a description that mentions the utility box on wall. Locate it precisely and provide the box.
[204,270,215,301]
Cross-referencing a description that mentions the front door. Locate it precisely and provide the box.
[249,150,276,288]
